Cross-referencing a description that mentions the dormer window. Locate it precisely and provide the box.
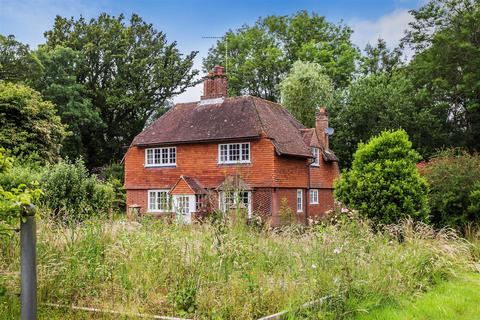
[145,147,176,167]
[218,143,250,164]
[311,147,320,166]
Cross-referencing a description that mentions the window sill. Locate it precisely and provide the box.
[144,165,177,168]
[310,164,320,167]
[217,161,251,166]
[309,202,319,205]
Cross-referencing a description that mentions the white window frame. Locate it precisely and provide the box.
[147,189,170,212]
[297,189,303,213]
[311,147,320,167]
[145,147,176,167]
[218,142,251,164]
[219,191,252,218]
[309,189,319,204]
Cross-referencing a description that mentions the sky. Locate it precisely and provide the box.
[0,0,421,102]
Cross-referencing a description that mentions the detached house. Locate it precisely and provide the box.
[124,66,340,225]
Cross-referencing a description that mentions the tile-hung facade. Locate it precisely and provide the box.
[124,66,340,225]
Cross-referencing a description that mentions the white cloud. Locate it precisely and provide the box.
[349,9,413,51]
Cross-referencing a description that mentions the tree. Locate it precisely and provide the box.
[404,0,480,153]
[279,61,334,127]
[30,46,103,160]
[422,150,480,229]
[204,11,358,101]
[43,13,199,166]
[0,82,67,162]
[359,39,403,76]
[334,130,429,225]
[0,34,42,83]
[330,71,446,167]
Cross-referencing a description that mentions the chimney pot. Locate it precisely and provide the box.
[201,65,227,100]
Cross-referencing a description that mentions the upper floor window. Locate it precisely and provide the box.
[145,147,176,167]
[311,147,320,166]
[218,143,250,164]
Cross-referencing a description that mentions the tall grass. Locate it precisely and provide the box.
[0,214,477,319]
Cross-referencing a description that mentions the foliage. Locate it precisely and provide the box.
[359,39,403,76]
[279,60,334,127]
[30,46,103,160]
[42,13,199,166]
[404,0,480,154]
[40,159,114,223]
[204,11,358,101]
[0,81,67,162]
[330,71,445,167]
[0,216,475,319]
[0,34,42,83]
[334,130,429,224]
[422,150,480,229]
[0,149,41,235]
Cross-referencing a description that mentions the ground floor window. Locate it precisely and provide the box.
[220,191,252,217]
[196,194,207,211]
[309,189,319,204]
[297,189,303,213]
[148,190,170,212]
[177,196,190,214]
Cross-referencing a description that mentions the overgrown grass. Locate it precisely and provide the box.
[0,215,478,319]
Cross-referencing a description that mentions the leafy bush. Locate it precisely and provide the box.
[0,82,67,162]
[334,130,429,224]
[0,148,41,235]
[423,150,480,229]
[40,159,114,222]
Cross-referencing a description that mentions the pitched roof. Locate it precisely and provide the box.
[132,96,312,158]
[170,176,207,195]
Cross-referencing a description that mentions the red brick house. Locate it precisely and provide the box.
[124,66,340,225]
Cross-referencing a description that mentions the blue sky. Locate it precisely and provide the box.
[0,0,421,102]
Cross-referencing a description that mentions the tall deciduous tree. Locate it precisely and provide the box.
[43,13,199,166]
[404,0,480,153]
[359,39,403,76]
[0,82,67,162]
[330,71,447,167]
[279,61,334,128]
[204,11,358,101]
[0,34,42,83]
[30,46,103,161]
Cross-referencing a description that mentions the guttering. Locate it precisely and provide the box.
[135,135,261,148]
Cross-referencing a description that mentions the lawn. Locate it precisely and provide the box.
[356,273,480,320]
[1,215,478,319]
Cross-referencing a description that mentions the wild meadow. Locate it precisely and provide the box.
[1,212,478,319]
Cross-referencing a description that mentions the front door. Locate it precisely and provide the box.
[173,195,195,224]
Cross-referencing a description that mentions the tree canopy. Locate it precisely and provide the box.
[279,61,334,128]
[0,81,67,162]
[39,13,199,166]
[203,11,358,101]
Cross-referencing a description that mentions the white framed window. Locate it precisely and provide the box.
[218,143,250,164]
[148,189,170,212]
[310,189,319,204]
[311,147,320,166]
[220,191,252,217]
[297,189,303,213]
[145,147,176,167]
[177,196,190,214]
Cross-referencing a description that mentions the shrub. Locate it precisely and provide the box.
[423,150,480,229]
[40,159,114,222]
[334,130,429,224]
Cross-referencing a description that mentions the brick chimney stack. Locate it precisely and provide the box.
[201,65,227,100]
[315,107,329,149]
